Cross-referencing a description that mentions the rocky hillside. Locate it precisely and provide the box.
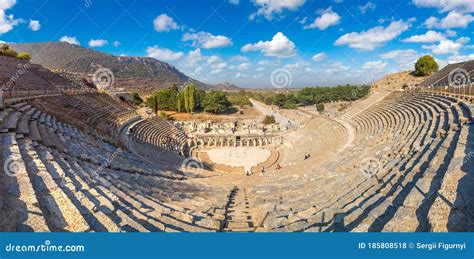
[372,71,428,91]
[212,82,241,91]
[11,42,210,94]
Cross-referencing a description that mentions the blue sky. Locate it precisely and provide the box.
[1,0,473,88]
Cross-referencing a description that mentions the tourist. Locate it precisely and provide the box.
[276,164,282,170]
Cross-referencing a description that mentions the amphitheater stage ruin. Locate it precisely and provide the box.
[196,146,275,174]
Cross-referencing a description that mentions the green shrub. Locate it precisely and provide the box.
[415,55,438,76]
[316,103,324,113]
[263,115,276,125]
[17,52,32,60]
[131,91,143,106]
[1,48,18,58]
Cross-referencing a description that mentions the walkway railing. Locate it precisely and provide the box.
[409,67,473,103]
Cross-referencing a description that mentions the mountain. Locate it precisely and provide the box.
[212,82,241,91]
[11,42,210,95]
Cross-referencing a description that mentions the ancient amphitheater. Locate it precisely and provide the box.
[0,55,473,232]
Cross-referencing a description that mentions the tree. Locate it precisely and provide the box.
[415,55,438,76]
[263,115,276,125]
[145,89,178,112]
[183,83,196,113]
[273,93,287,108]
[316,103,325,113]
[202,91,231,114]
[131,91,143,106]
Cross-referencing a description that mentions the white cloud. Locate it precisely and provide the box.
[312,52,327,62]
[324,62,349,74]
[424,11,474,29]
[182,31,232,49]
[183,48,206,67]
[362,60,387,70]
[28,19,40,31]
[412,0,474,13]
[250,0,306,20]
[402,30,445,43]
[422,37,469,55]
[335,20,409,50]
[88,39,108,47]
[358,2,376,14]
[241,32,296,58]
[447,54,474,63]
[146,46,184,61]
[284,61,309,71]
[60,35,80,45]
[380,49,420,70]
[211,69,223,74]
[207,55,221,64]
[113,41,121,47]
[304,6,340,30]
[153,14,180,32]
[229,0,239,4]
[230,55,249,62]
[0,0,20,35]
[237,62,252,70]
[444,29,457,38]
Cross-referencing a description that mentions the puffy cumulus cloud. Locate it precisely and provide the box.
[88,39,108,47]
[241,32,296,58]
[412,0,474,13]
[447,54,474,63]
[424,11,474,29]
[237,62,252,70]
[146,46,184,61]
[284,61,309,71]
[0,0,21,35]
[183,48,206,67]
[422,37,470,55]
[335,20,409,50]
[60,35,80,45]
[312,52,327,62]
[28,19,40,31]
[230,55,249,62]
[153,14,180,32]
[250,0,306,20]
[358,2,376,14]
[304,6,340,30]
[324,61,350,74]
[207,55,227,70]
[182,31,232,49]
[362,60,387,71]
[379,49,419,70]
[402,30,445,43]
